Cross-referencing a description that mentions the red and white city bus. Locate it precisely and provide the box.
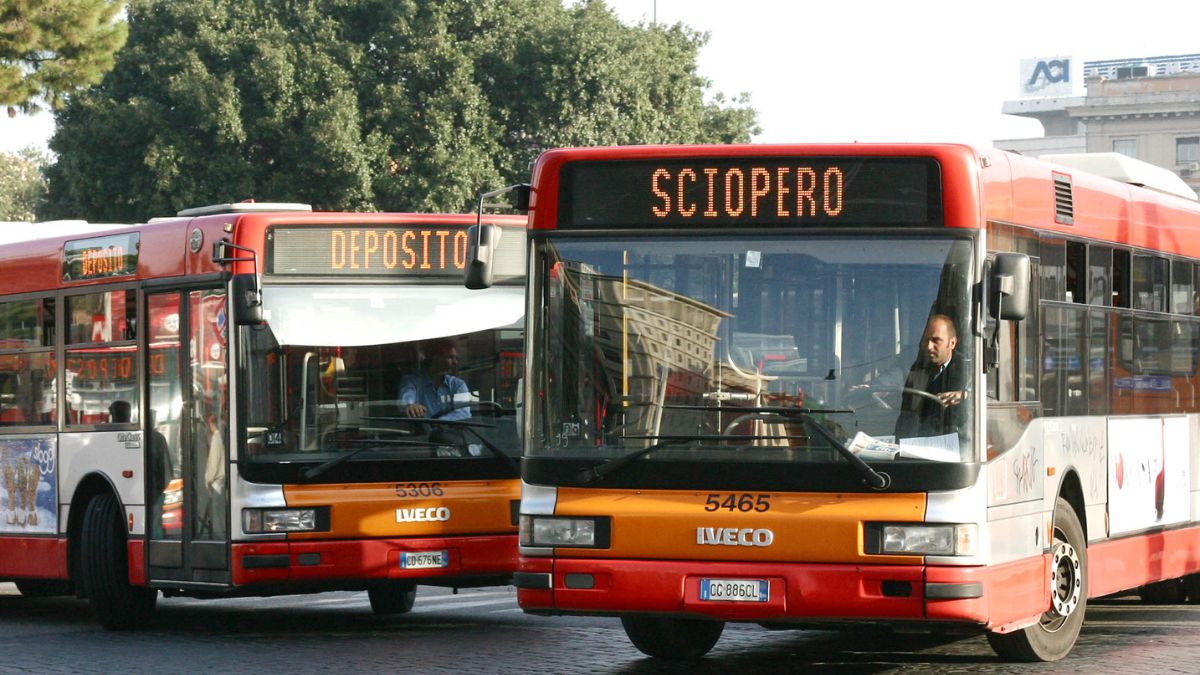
[496,144,1200,661]
[0,204,526,628]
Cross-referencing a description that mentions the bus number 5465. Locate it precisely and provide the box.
[704,494,770,512]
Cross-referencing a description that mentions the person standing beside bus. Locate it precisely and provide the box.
[895,313,967,439]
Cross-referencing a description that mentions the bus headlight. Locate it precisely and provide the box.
[867,523,977,556]
[519,515,610,548]
[243,507,330,534]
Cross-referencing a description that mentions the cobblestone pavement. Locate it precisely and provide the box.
[0,584,1196,674]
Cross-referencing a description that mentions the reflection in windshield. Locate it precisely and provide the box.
[531,235,975,464]
[240,285,524,465]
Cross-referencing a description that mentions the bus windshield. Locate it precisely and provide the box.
[239,283,524,469]
[530,233,976,469]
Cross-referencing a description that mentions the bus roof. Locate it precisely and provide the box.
[0,221,131,245]
[1039,153,1198,201]
[0,210,527,297]
[527,143,1200,258]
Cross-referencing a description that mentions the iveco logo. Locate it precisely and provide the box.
[696,527,774,547]
[396,507,451,523]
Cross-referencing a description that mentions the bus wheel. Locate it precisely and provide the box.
[14,580,72,597]
[368,582,417,615]
[1138,579,1184,604]
[987,497,1086,662]
[620,615,724,660]
[80,493,157,630]
[1182,574,1200,604]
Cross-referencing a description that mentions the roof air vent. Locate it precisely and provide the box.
[1053,172,1074,225]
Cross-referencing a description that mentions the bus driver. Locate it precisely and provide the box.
[894,313,967,439]
[399,338,472,422]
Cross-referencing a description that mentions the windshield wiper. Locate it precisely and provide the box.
[577,438,694,485]
[301,439,443,480]
[790,412,891,489]
[662,404,854,415]
[360,416,520,473]
[437,419,520,473]
[678,405,888,489]
[587,402,889,488]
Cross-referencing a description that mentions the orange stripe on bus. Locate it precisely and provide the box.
[283,479,519,540]
[552,487,925,565]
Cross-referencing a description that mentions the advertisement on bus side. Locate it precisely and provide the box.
[0,436,57,534]
[1107,417,1190,535]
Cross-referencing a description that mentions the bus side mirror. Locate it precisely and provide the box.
[991,253,1030,321]
[232,273,263,325]
[465,223,501,290]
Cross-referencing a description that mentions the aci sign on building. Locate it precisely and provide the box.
[1020,56,1074,97]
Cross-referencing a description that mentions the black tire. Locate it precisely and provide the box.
[621,615,725,660]
[1138,579,1184,604]
[1182,573,1200,604]
[14,579,72,597]
[368,582,417,615]
[79,493,156,630]
[987,497,1086,662]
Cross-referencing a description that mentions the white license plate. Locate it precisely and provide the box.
[400,550,449,569]
[699,578,769,602]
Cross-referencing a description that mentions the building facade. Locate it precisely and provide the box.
[998,55,1200,196]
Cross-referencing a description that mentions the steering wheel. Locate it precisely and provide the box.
[848,385,945,411]
[429,400,509,420]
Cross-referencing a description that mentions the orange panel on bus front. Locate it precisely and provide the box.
[552,488,925,565]
[283,480,519,540]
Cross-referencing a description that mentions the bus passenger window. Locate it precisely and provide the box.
[1088,246,1112,306]
[1112,250,1131,308]
[1171,259,1193,314]
[1039,237,1065,302]
[1132,255,1168,313]
[1065,241,1085,304]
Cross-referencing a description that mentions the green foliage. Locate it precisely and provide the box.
[0,0,128,115]
[45,0,759,221]
[0,147,49,221]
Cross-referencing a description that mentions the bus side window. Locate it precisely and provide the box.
[1066,241,1086,304]
[1171,259,1193,314]
[1039,236,1065,302]
[1112,249,1131,308]
[1133,255,1168,313]
[1089,246,1112,306]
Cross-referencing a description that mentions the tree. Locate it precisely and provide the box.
[0,0,128,116]
[45,0,758,221]
[0,148,49,221]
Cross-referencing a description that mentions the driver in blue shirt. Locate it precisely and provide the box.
[399,339,471,422]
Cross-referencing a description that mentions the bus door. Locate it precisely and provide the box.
[145,288,231,585]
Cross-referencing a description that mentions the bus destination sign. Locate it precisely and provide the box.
[63,233,140,282]
[556,157,942,229]
[269,226,473,277]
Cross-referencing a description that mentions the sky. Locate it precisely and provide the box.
[2,0,1198,155]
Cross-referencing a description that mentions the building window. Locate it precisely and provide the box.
[1178,137,1199,164]
[1113,138,1137,158]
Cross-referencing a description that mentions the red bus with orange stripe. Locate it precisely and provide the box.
[0,203,525,628]
[492,144,1200,662]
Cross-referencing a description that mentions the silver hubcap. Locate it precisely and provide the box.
[1049,540,1082,619]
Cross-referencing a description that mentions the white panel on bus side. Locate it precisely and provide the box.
[1042,417,1108,545]
[59,431,146,535]
[1192,415,1200,522]
[984,417,1046,564]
